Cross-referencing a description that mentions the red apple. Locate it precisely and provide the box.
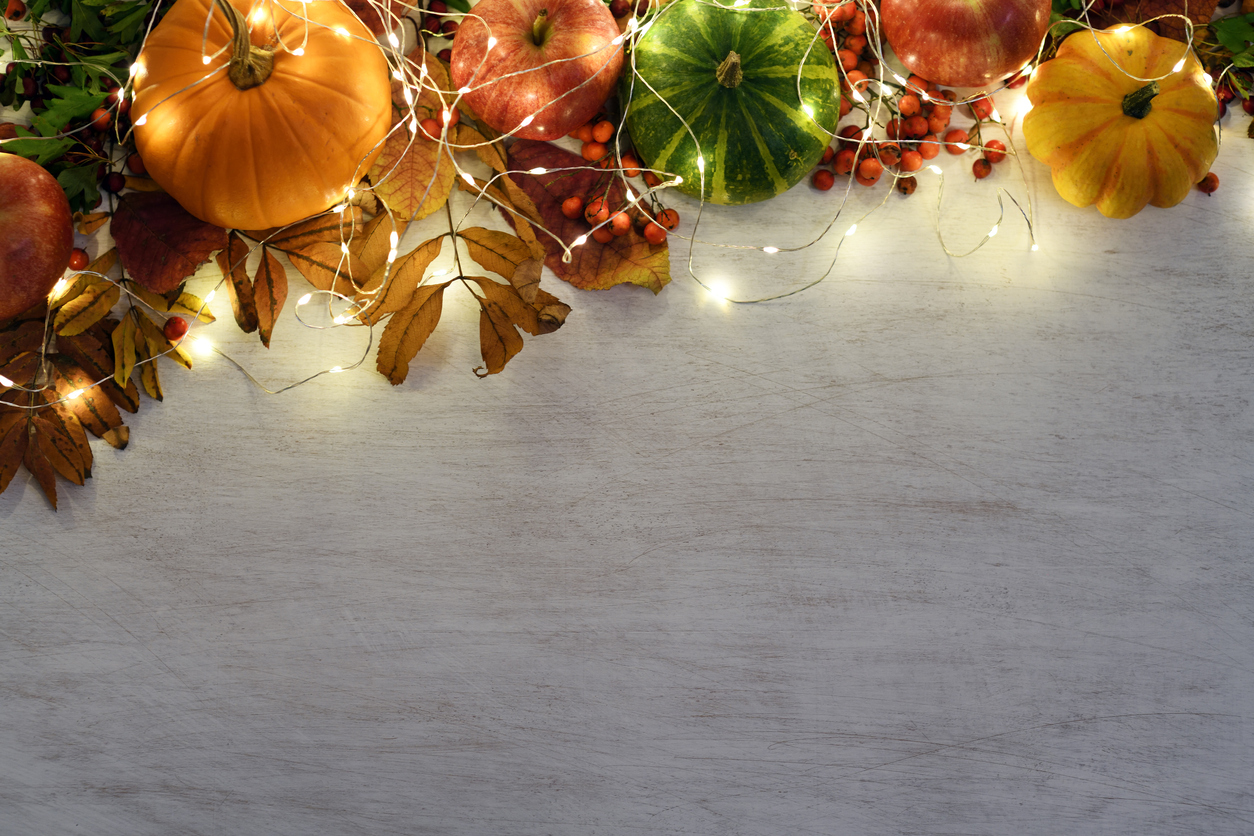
[0,153,73,321]
[449,0,624,140]
[882,0,1050,89]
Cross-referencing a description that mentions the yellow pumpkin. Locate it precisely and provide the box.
[132,0,392,230]
[1023,26,1218,219]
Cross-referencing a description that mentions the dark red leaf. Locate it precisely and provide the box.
[111,193,229,294]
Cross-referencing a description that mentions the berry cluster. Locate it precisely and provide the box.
[422,0,459,62]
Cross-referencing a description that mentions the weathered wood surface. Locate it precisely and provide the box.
[2,121,1251,835]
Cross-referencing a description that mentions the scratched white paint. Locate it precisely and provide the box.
[1,102,1252,834]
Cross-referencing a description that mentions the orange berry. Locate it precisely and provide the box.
[581,141,607,161]
[943,128,969,154]
[983,139,1007,164]
[898,94,920,118]
[918,134,941,159]
[561,196,585,220]
[621,153,641,178]
[643,221,667,245]
[609,211,633,236]
[898,149,923,172]
[855,157,882,186]
[591,226,615,244]
[575,123,595,143]
[973,157,992,179]
[584,195,611,225]
[812,169,835,191]
[592,120,614,144]
[655,208,680,230]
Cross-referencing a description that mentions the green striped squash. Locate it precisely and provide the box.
[621,0,840,205]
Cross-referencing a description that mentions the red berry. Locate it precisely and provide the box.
[68,247,89,271]
[418,117,442,140]
[1196,171,1218,194]
[609,211,632,236]
[855,157,882,186]
[655,207,680,230]
[983,139,1006,164]
[591,227,615,244]
[898,94,921,118]
[437,48,452,62]
[898,149,923,172]
[811,168,835,190]
[820,145,835,165]
[163,316,189,342]
[584,195,611,226]
[917,134,941,159]
[102,171,125,193]
[903,115,929,138]
[4,0,25,20]
[561,195,585,220]
[620,153,642,178]
[89,107,111,131]
[968,95,995,121]
[833,148,856,175]
[1242,97,1254,116]
[127,152,146,175]
[972,158,992,179]
[440,20,457,36]
[896,176,918,195]
[943,128,969,154]
[643,221,667,245]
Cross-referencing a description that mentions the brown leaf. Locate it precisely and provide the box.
[510,258,544,305]
[353,211,408,274]
[453,124,508,174]
[460,227,534,281]
[54,281,120,337]
[135,332,163,401]
[23,435,58,509]
[102,426,129,450]
[375,280,450,385]
[31,407,90,486]
[286,243,369,296]
[254,247,288,348]
[357,235,444,326]
[0,321,45,370]
[249,209,363,253]
[169,291,215,323]
[73,211,109,235]
[123,175,165,192]
[1102,0,1219,40]
[61,325,140,414]
[112,314,137,386]
[135,310,192,370]
[111,192,229,294]
[0,410,25,495]
[469,277,541,336]
[534,288,572,335]
[217,231,258,333]
[370,122,456,221]
[475,299,525,377]
[508,140,670,293]
[54,248,119,309]
[48,357,122,438]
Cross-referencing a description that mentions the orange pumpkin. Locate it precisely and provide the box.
[132,0,392,230]
[1023,26,1218,219]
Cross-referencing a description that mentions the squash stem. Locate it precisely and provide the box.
[531,9,550,47]
[214,0,274,91]
[1122,80,1159,119]
[716,51,742,89]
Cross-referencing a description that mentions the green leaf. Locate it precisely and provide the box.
[107,5,150,41]
[31,85,108,136]
[1212,14,1254,55]
[445,0,470,11]
[7,128,75,166]
[71,0,110,42]
[57,165,102,213]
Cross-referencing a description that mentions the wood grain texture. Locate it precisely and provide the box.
[1,107,1251,835]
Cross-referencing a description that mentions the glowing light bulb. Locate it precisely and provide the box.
[573,234,588,247]
[1114,25,1131,34]
[1031,243,1040,252]
[402,86,414,105]
[763,246,779,254]
[387,248,397,263]
[989,108,1001,122]
[409,116,419,133]
[1202,72,1213,85]
[696,155,705,172]
[192,337,213,355]
[1172,58,1186,73]
[332,202,347,213]
[458,86,471,95]
[846,224,857,236]
[297,293,313,306]
[129,61,143,78]
[851,89,865,103]
[333,315,349,325]
[340,242,350,256]
[49,278,69,300]
[624,187,636,201]
[134,113,147,126]
[392,69,403,81]
[67,389,84,400]
[988,224,999,237]
[928,165,942,174]
[529,167,547,175]
[204,289,216,304]
[519,115,534,127]
[802,104,814,118]
[347,188,356,201]
[707,281,730,299]
[487,36,497,49]
[388,32,400,48]
[330,366,344,373]
[461,171,475,186]
[612,34,623,45]
[334,26,350,38]
[202,55,212,65]
[389,230,399,248]
[0,375,12,388]
[292,47,304,56]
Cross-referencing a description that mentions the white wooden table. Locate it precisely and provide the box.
[2,92,1252,834]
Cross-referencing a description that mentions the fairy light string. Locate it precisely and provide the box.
[0,0,1236,408]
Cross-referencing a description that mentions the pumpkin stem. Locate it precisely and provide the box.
[215,0,274,91]
[1122,80,1159,119]
[531,9,550,46]
[716,51,743,89]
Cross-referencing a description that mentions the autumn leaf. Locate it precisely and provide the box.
[135,310,193,370]
[254,248,288,348]
[217,231,258,333]
[0,411,24,495]
[73,211,109,235]
[286,242,369,296]
[353,211,408,273]
[54,280,120,337]
[135,331,163,401]
[61,324,141,414]
[1103,0,1219,40]
[508,140,670,294]
[460,227,534,281]
[102,426,129,450]
[23,433,59,509]
[453,124,508,174]
[376,280,450,385]
[168,291,216,323]
[533,287,572,335]
[357,234,444,325]
[47,357,122,439]
[112,314,136,386]
[371,123,457,221]
[251,209,363,253]
[53,248,119,309]
[111,192,229,294]
[475,297,526,377]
